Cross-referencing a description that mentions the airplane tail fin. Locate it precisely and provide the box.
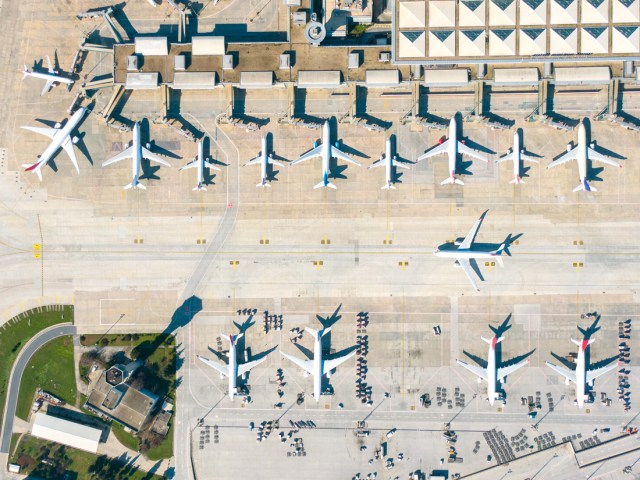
[570,337,591,347]
[221,332,244,345]
[441,176,464,186]
[23,163,43,181]
[314,181,337,189]
[124,181,146,190]
[573,179,596,193]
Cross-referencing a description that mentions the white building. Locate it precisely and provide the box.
[31,412,102,454]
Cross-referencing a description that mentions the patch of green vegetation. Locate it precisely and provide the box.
[80,333,170,348]
[112,422,139,452]
[0,305,72,425]
[350,23,372,37]
[16,336,77,420]
[145,421,173,461]
[9,432,22,456]
[10,434,163,479]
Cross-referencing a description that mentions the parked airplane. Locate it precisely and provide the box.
[417,116,488,185]
[497,132,539,185]
[180,139,219,191]
[102,122,170,190]
[22,55,74,96]
[457,318,530,406]
[198,333,273,400]
[21,107,87,180]
[434,210,506,291]
[291,121,361,189]
[244,135,285,187]
[547,120,621,192]
[368,136,409,190]
[546,318,617,408]
[281,326,355,401]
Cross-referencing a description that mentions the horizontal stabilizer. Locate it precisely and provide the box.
[314,181,337,189]
[509,177,523,184]
[256,181,271,188]
[441,177,464,186]
[381,184,396,190]
[573,180,596,193]
[124,181,146,190]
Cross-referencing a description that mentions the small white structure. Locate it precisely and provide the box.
[520,0,547,25]
[550,28,578,54]
[134,37,168,56]
[125,72,159,90]
[613,0,639,22]
[459,0,486,27]
[580,27,608,54]
[459,30,486,56]
[489,0,517,26]
[489,29,516,55]
[192,36,225,56]
[365,70,401,87]
[612,26,640,54]
[428,30,456,57]
[240,71,275,89]
[494,68,539,85]
[424,68,470,87]
[519,28,547,55]
[297,70,342,88]
[550,0,578,24]
[554,66,611,85]
[398,31,426,58]
[429,0,456,27]
[32,413,102,454]
[398,1,426,28]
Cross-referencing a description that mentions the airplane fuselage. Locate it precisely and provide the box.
[196,140,205,189]
[321,122,332,184]
[487,338,498,405]
[512,133,522,183]
[312,332,324,401]
[28,107,86,172]
[26,70,73,85]
[384,139,393,187]
[576,123,588,185]
[227,336,239,400]
[130,123,143,185]
[446,117,459,180]
[434,249,499,260]
[575,340,587,408]
[260,136,269,185]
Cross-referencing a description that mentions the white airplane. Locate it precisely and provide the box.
[417,116,488,185]
[244,135,285,187]
[457,321,529,406]
[434,210,506,291]
[546,320,617,408]
[497,132,539,185]
[145,0,158,6]
[291,121,361,189]
[102,122,170,190]
[368,137,409,190]
[547,121,621,192]
[180,139,219,191]
[21,107,87,180]
[197,333,272,400]
[22,55,74,96]
[281,326,355,401]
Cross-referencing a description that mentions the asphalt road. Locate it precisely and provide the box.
[0,324,77,453]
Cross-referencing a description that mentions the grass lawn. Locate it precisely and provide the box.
[80,332,171,348]
[146,421,174,461]
[112,422,140,452]
[16,336,77,420]
[0,305,72,425]
[10,434,163,479]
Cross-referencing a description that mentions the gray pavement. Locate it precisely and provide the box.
[0,323,76,453]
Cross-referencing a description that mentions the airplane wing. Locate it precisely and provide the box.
[457,359,488,380]
[237,356,269,377]
[417,140,449,162]
[458,258,480,291]
[203,161,221,171]
[587,148,621,168]
[546,361,576,384]
[61,136,80,174]
[281,351,314,375]
[332,146,361,167]
[197,355,228,378]
[180,159,198,171]
[458,142,488,162]
[520,153,539,164]
[496,151,515,164]
[41,80,54,97]
[291,145,323,165]
[323,350,356,375]
[103,146,134,166]
[497,360,528,381]
[586,363,617,384]
[244,155,261,166]
[142,147,171,167]
[368,157,385,169]
[548,147,578,169]
[458,211,486,250]
[392,159,410,169]
[21,126,58,139]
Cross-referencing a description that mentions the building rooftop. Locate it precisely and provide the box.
[32,412,102,454]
